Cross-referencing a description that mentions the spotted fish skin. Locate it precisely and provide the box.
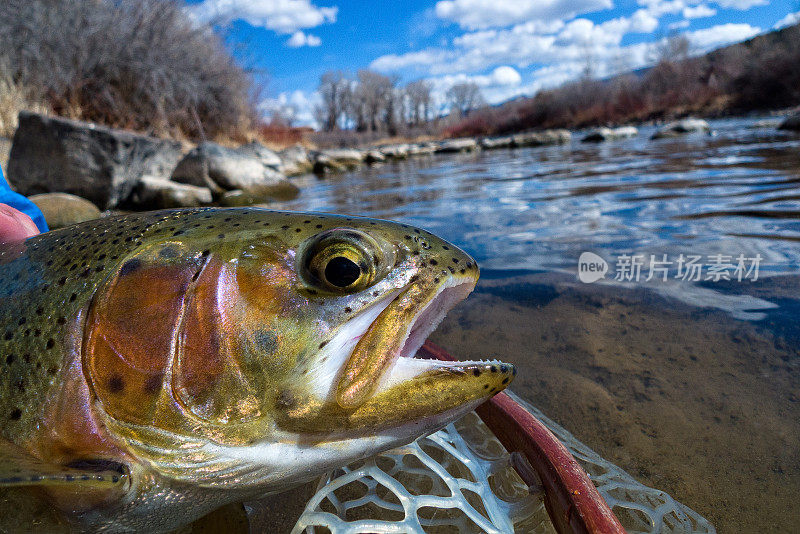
[0,208,515,532]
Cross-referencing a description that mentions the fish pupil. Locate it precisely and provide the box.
[325,256,361,288]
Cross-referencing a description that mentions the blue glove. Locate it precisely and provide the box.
[0,165,48,232]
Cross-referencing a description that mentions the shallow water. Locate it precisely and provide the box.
[275,118,800,533]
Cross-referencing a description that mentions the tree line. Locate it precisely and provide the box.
[315,69,485,135]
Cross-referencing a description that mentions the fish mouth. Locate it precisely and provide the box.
[335,275,481,409]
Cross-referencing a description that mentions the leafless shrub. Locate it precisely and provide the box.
[0,0,256,140]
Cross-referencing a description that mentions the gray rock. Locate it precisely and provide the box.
[171,142,291,194]
[437,138,479,153]
[7,111,183,209]
[581,126,638,143]
[651,118,711,139]
[480,136,514,149]
[28,193,101,229]
[240,141,283,169]
[778,114,800,131]
[365,150,387,163]
[379,144,410,159]
[408,143,437,155]
[130,176,212,209]
[512,129,571,147]
[312,149,364,174]
[278,145,313,176]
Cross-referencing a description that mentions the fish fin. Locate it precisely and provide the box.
[0,441,129,490]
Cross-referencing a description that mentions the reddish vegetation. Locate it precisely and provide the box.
[447,23,800,138]
[256,122,313,147]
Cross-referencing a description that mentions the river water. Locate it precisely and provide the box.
[275,118,800,533]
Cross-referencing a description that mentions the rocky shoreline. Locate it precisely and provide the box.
[3,111,799,229]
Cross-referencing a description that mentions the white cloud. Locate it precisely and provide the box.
[714,0,766,9]
[669,19,692,29]
[434,0,612,30]
[287,31,321,47]
[260,89,320,126]
[491,66,522,85]
[683,4,716,18]
[686,22,760,50]
[773,11,800,29]
[191,0,337,34]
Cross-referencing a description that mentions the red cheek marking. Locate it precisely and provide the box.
[85,261,198,425]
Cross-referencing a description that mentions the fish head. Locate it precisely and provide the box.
[83,210,514,488]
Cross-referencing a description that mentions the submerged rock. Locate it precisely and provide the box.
[130,176,212,209]
[219,182,300,207]
[171,142,291,195]
[581,126,638,143]
[365,149,387,163]
[7,111,183,209]
[651,118,711,139]
[29,193,101,229]
[778,114,800,131]
[437,138,479,153]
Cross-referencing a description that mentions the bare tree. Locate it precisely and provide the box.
[405,79,433,125]
[317,70,350,131]
[446,82,485,117]
[354,69,395,132]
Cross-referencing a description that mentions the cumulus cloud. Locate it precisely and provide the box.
[685,22,760,50]
[191,0,337,34]
[683,4,716,18]
[714,0,766,9]
[371,9,660,76]
[773,11,800,29]
[287,31,322,47]
[434,0,612,30]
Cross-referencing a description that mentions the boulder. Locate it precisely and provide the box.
[129,176,212,209]
[364,150,387,163]
[512,129,571,147]
[312,153,347,174]
[378,144,410,159]
[279,145,313,176]
[311,149,364,174]
[7,111,183,209]
[778,114,800,131]
[436,138,479,153]
[581,126,638,143]
[28,193,101,229]
[408,143,437,155]
[480,136,514,149]
[651,118,711,139]
[240,141,283,169]
[171,142,292,195]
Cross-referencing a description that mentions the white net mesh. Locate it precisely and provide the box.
[292,392,716,534]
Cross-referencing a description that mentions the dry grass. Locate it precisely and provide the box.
[0,0,256,141]
[0,69,50,138]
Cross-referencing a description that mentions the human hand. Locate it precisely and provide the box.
[0,203,40,244]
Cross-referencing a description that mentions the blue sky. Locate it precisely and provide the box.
[185,0,800,126]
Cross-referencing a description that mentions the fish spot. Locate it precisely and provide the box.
[344,307,352,313]
[483,384,489,389]
[57,316,66,325]
[434,277,440,283]
[490,366,497,373]
[119,259,142,276]
[319,341,328,349]
[472,369,481,376]
[460,269,466,274]
[315,224,322,229]
[217,234,225,239]
[9,408,21,420]
[500,365,508,373]
[502,377,509,385]
[35,307,44,316]
[46,339,55,350]
[69,293,77,302]
[452,258,459,263]
[5,354,14,365]
[144,374,163,394]
[429,259,438,266]
[295,228,302,233]
[17,317,25,326]
[107,375,125,393]
[442,246,449,250]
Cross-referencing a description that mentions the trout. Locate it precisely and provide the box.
[0,208,514,532]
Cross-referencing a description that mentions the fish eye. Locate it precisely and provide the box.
[300,230,380,293]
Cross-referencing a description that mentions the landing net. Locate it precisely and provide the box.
[292,392,715,533]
